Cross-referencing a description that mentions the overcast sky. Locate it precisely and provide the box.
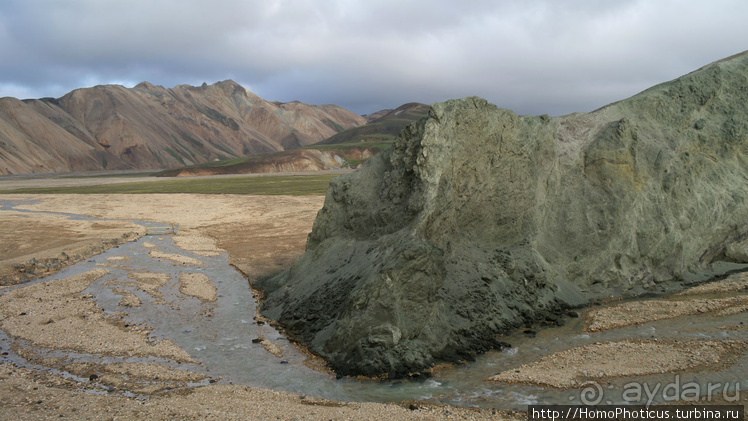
[1,0,746,115]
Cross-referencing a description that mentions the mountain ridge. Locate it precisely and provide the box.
[0,80,366,174]
[157,102,430,176]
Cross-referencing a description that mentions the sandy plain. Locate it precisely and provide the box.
[0,190,746,419]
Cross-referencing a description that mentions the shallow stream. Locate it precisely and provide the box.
[0,200,746,410]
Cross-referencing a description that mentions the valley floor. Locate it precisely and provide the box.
[0,189,745,419]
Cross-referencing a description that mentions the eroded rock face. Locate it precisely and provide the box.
[258,51,748,377]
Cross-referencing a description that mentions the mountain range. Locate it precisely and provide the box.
[159,102,431,176]
[0,80,366,175]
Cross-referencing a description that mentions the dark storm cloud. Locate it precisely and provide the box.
[1,0,747,115]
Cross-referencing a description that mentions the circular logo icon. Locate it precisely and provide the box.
[580,381,604,405]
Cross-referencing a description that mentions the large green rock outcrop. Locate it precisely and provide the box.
[258,51,748,377]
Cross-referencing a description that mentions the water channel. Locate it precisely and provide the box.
[0,199,745,410]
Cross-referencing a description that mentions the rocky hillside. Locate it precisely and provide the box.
[258,51,748,378]
[158,147,381,177]
[158,149,351,177]
[317,102,430,146]
[0,81,365,174]
[159,102,429,176]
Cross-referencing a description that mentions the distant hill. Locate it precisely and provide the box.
[159,102,430,176]
[361,109,392,122]
[0,80,365,175]
[317,102,430,146]
[158,149,354,177]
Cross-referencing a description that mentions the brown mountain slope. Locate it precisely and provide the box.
[0,97,101,173]
[0,80,366,174]
[158,102,429,177]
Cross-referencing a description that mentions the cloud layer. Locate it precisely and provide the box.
[1,0,747,115]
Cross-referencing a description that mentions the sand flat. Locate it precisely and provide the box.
[0,269,193,362]
[584,295,748,332]
[490,339,746,388]
[178,272,217,302]
[8,193,325,279]
[149,249,204,266]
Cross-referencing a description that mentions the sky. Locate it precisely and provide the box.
[1,0,747,116]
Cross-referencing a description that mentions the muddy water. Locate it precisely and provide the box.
[0,201,746,410]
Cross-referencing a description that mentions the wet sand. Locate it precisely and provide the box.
[584,295,748,332]
[582,273,748,332]
[0,268,193,363]
[0,209,142,285]
[0,363,508,420]
[4,193,324,280]
[178,273,217,302]
[489,339,745,388]
[489,272,747,390]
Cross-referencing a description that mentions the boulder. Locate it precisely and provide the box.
[257,51,748,377]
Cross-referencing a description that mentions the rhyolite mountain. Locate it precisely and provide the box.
[0,80,365,175]
[159,102,430,176]
[258,51,748,377]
